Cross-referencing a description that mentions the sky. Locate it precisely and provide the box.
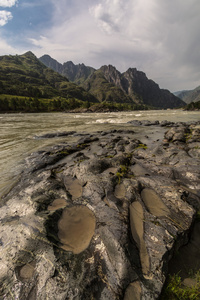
[0,0,200,92]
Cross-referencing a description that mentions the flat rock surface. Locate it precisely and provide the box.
[0,121,200,299]
[58,206,96,254]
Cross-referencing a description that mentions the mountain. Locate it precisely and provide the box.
[0,51,97,102]
[40,55,95,85]
[39,54,63,74]
[174,90,190,98]
[100,65,185,108]
[81,69,133,103]
[40,56,135,104]
[39,55,185,109]
[174,86,200,104]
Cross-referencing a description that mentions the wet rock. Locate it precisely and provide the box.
[58,206,96,254]
[17,261,36,282]
[142,120,159,126]
[34,131,76,139]
[87,158,111,174]
[127,120,142,126]
[130,201,150,275]
[130,163,150,177]
[0,124,199,299]
[141,188,170,217]
[63,176,83,200]
[47,198,67,211]
[164,126,188,143]
[124,281,142,300]
[160,120,174,127]
[128,120,159,126]
[114,183,126,199]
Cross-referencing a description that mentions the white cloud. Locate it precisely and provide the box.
[0,10,12,26]
[89,0,157,37]
[87,0,200,91]
[0,34,18,54]
[3,0,199,91]
[0,0,17,8]
[89,0,126,34]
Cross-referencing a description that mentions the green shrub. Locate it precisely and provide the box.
[161,271,200,299]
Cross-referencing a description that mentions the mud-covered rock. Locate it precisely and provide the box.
[0,123,200,299]
[34,131,76,139]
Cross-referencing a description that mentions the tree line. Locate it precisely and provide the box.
[0,96,85,112]
[0,95,150,113]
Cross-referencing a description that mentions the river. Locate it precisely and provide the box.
[0,110,199,199]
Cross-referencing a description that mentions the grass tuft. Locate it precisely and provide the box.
[161,271,200,300]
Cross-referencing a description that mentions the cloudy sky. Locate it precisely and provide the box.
[0,0,200,92]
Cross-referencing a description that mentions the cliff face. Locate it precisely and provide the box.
[39,54,63,74]
[39,54,186,108]
[39,55,95,85]
[100,66,185,108]
[81,70,134,104]
[62,61,95,84]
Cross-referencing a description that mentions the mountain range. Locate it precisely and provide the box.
[0,51,186,111]
[174,86,200,104]
[39,54,185,109]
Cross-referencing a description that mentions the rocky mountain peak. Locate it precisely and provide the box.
[125,67,138,74]
[40,54,63,73]
[39,55,95,84]
[100,64,122,86]
[100,64,119,75]
[124,68,147,82]
[23,51,37,58]
[64,61,75,67]
[39,54,185,108]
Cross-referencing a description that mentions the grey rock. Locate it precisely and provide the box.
[0,125,200,299]
[34,131,76,139]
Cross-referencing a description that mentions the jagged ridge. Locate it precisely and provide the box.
[39,54,186,109]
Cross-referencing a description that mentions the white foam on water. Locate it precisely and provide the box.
[73,114,90,118]
[86,118,125,124]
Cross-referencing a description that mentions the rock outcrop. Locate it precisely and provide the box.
[0,121,200,299]
[39,55,95,85]
[100,65,185,108]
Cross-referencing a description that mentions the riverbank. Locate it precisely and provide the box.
[1,111,199,200]
[0,120,199,299]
